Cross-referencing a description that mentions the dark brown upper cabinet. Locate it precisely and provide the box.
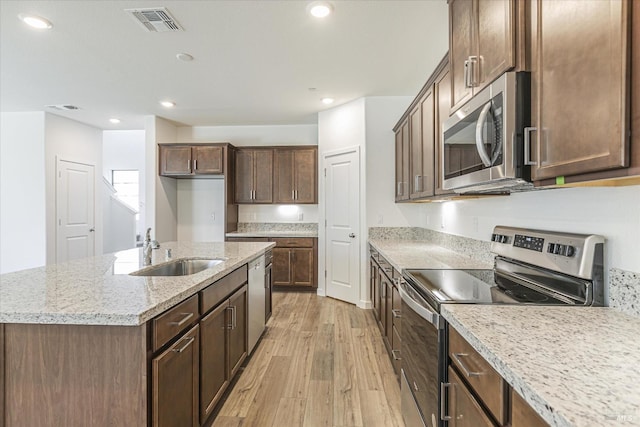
[274,147,318,204]
[234,148,273,204]
[528,0,631,182]
[159,144,224,177]
[449,0,516,113]
[395,119,410,202]
[409,88,436,199]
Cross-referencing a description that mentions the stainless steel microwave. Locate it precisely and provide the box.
[441,72,532,193]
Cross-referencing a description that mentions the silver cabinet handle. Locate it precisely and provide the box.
[391,309,401,318]
[193,159,197,170]
[524,127,538,166]
[451,352,483,377]
[391,349,401,361]
[464,58,471,88]
[397,182,402,196]
[169,312,194,326]
[440,382,452,421]
[414,175,420,192]
[292,190,295,200]
[231,305,237,330]
[295,190,298,200]
[172,336,195,353]
[475,101,494,167]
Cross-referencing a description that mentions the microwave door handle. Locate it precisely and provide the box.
[475,102,493,167]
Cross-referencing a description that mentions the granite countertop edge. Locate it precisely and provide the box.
[0,242,276,327]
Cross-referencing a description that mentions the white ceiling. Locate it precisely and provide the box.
[0,1,449,130]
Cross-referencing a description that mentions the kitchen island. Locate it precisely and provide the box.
[0,241,274,427]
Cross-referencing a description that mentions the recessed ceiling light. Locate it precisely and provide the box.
[176,53,194,62]
[308,1,333,18]
[18,13,53,29]
[109,118,121,124]
[321,97,334,105]
[160,101,176,108]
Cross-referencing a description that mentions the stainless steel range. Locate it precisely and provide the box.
[399,226,605,427]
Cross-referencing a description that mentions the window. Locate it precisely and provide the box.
[111,170,139,212]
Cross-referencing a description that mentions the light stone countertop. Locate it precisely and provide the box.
[0,241,274,326]
[368,238,493,271]
[226,230,318,238]
[442,304,640,427]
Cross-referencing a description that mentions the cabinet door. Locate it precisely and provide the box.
[193,146,223,174]
[419,88,435,197]
[449,0,474,112]
[272,247,292,286]
[291,247,314,287]
[274,149,295,204]
[409,103,423,198]
[160,146,192,176]
[395,120,410,201]
[512,390,548,427]
[370,258,380,322]
[228,285,248,378]
[199,303,229,424]
[446,367,495,427]
[235,150,254,203]
[476,0,514,87]
[265,263,272,322]
[530,0,629,181]
[253,150,274,203]
[434,64,455,196]
[293,148,317,203]
[384,278,393,349]
[153,324,199,427]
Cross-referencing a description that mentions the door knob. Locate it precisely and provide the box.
[349,233,356,238]
[89,228,95,232]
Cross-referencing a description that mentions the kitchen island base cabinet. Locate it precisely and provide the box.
[153,324,200,427]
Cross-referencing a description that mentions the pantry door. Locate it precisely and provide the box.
[324,147,360,305]
[56,159,95,262]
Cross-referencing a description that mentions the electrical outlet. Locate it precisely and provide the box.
[440,216,445,229]
[298,212,304,221]
[211,212,216,221]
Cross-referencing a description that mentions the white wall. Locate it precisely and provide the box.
[365,96,421,227]
[145,116,178,243]
[177,179,226,242]
[0,112,47,273]
[417,186,640,273]
[177,124,317,147]
[103,130,146,238]
[44,113,103,264]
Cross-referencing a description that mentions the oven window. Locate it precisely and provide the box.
[443,93,504,179]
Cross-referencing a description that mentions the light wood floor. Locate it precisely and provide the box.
[212,292,404,427]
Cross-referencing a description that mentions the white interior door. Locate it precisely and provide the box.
[324,147,360,304]
[56,159,95,262]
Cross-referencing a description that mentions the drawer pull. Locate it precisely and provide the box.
[452,352,483,377]
[391,349,402,361]
[169,312,194,326]
[172,336,195,353]
[391,309,402,318]
[440,382,452,421]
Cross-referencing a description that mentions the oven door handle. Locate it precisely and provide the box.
[475,101,494,167]
[399,282,440,328]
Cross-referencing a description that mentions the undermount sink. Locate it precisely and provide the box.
[130,258,224,277]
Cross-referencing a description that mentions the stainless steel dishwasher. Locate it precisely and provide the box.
[248,254,266,354]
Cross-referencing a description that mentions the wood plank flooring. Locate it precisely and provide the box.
[213,292,404,427]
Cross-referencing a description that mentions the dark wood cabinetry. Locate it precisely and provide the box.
[199,303,229,423]
[159,144,224,176]
[272,237,316,288]
[434,62,455,196]
[409,89,436,199]
[369,246,401,378]
[395,120,410,201]
[529,0,631,182]
[153,324,200,427]
[449,0,516,112]
[235,149,274,204]
[274,147,317,204]
[511,390,548,427]
[446,366,496,427]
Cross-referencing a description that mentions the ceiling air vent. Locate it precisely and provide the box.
[125,7,183,32]
[46,104,80,111]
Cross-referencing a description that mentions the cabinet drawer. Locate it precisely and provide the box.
[201,265,248,315]
[446,366,496,427]
[449,327,508,425]
[153,294,199,352]
[271,237,314,248]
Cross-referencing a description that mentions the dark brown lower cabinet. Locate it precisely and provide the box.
[199,285,248,424]
[511,390,548,427]
[199,303,229,423]
[272,238,317,288]
[446,366,495,427]
[153,324,200,427]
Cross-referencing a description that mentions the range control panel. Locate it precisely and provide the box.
[513,234,545,252]
[490,225,605,280]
